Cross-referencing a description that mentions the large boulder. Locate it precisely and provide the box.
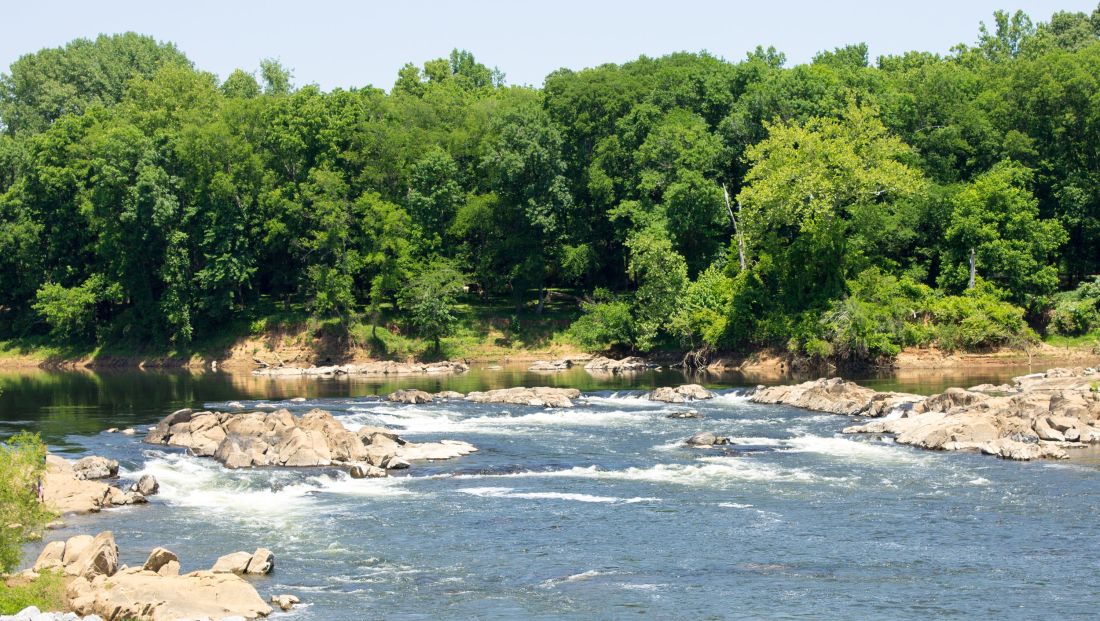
[72,456,118,481]
[41,456,141,515]
[131,474,159,496]
[649,384,716,403]
[583,356,651,374]
[386,389,434,404]
[67,569,272,621]
[686,432,730,446]
[211,548,274,575]
[465,387,581,408]
[142,547,179,574]
[34,531,118,580]
[750,378,917,417]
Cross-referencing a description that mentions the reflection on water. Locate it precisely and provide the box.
[0,363,1045,445]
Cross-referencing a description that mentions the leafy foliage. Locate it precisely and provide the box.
[0,432,51,573]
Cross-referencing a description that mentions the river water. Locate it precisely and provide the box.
[3,365,1099,620]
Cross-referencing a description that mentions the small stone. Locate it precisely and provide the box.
[349,464,387,478]
[271,594,300,611]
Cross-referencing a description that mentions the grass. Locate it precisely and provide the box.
[1043,329,1100,349]
[0,571,68,615]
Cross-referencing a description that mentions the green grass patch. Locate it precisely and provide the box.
[0,571,68,615]
[1043,329,1100,348]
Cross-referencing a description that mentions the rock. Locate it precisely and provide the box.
[649,384,716,403]
[435,390,464,399]
[72,456,119,481]
[528,358,575,372]
[686,432,730,446]
[583,356,651,373]
[666,410,702,419]
[211,551,253,574]
[130,474,159,496]
[272,594,300,611]
[750,378,922,417]
[465,387,581,408]
[387,388,434,404]
[104,428,118,433]
[253,360,469,377]
[120,428,137,436]
[289,397,307,402]
[349,464,387,478]
[67,569,272,621]
[41,456,139,515]
[141,547,178,573]
[246,548,274,575]
[384,457,411,470]
[35,532,118,580]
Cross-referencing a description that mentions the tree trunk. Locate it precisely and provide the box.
[536,286,545,315]
[722,185,747,272]
[968,247,976,289]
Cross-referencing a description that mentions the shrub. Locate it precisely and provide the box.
[567,291,635,351]
[669,264,732,349]
[1049,277,1100,336]
[929,283,1035,351]
[0,432,51,573]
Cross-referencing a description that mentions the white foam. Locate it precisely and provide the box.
[968,477,991,486]
[782,435,928,463]
[580,394,657,409]
[456,486,654,504]
[450,458,839,486]
[341,406,653,435]
[711,391,750,404]
[132,453,414,523]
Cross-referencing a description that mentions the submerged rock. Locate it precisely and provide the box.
[465,387,581,408]
[666,410,703,419]
[686,432,731,446]
[272,594,300,611]
[649,384,716,403]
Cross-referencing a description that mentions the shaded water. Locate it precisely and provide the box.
[3,365,1098,620]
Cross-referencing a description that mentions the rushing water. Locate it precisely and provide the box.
[3,365,1100,620]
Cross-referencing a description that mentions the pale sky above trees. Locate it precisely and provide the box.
[2,0,1091,90]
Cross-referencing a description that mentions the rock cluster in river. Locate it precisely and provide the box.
[145,407,476,471]
[42,455,158,515]
[583,356,653,373]
[648,384,716,403]
[750,368,1100,460]
[30,532,276,620]
[464,387,582,408]
[252,360,468,377]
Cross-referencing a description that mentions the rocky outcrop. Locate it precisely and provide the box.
[465,387,582,408]
[68,569,272,621]
[750,378,920,416]
[33,532,118,580]
[387,389,434,404]
[145,407,476,472]
[583,356,652,373]
[42,456,151,514]
[757,368,1100,461]
[57,542,274,621]
[253,360,468,377]
[648,384,716,403]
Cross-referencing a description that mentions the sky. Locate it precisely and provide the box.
[1,1,1094,91]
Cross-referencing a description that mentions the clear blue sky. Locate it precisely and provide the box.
[2,1,1093,90]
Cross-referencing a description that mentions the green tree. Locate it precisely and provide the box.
[400,260,465,350]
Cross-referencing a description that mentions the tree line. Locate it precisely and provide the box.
[1,6,1099,363]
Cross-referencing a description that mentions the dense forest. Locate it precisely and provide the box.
[1,6,1099,365]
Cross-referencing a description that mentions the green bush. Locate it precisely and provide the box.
[1049,277,1100,336]
[567,290,635,350]
[929,283,1036,351]
[669,264,732,348]
[0,432,51,573]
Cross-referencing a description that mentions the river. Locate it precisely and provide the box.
[3,364,1098,620]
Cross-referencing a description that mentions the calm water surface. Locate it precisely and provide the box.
[2,364,1098,620]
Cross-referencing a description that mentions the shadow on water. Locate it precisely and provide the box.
[0,362,1044,445]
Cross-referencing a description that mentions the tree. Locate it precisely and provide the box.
[626,221,688,350]
[400,260,465,351]
[941,161,1066,311]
